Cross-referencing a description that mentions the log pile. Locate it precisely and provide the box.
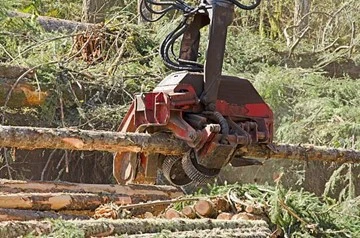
[0,179,272,237]
[0,179,182,221]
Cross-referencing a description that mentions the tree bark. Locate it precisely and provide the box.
[293,0,311,36]
[82,0,124,23]
[8,11,97,32]
[0,125,187,155]
[0,125,359,164]
[0,208,89,221]
[0,218,270,238]
[0,179,183,202]
[0,192,132,211]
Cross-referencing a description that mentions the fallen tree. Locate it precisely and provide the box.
[0,125,359,163]
[0,218,270,238]
[7,11,98,32]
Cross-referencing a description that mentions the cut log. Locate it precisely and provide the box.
[143,212,154,218]
[212,197,231,212]
[0,208,89,221]
[216,212,233,220]
[245,204,264,215]
[0,192,132,211]
[0,179,182,202]
[0,218,271,238]
[164,208,183,219]
[181,206,197,219]
[8,11,98,32]
[194,200,217,218]
[0,125,359,164]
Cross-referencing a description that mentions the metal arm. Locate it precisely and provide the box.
[201,0,234,111]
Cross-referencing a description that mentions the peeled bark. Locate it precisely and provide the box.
[0,125,359,164]
[0,179,183,202]
[0,208,89,221]
[216,212,233,220]
[0,218,270,238]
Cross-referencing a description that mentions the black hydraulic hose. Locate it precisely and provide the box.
[227,0,261,10]
[140,0,262,71]
[212,111,229,136]
[160,18,204,72]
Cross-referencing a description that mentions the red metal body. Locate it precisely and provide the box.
[114,72,273,184]
[114,0,270,186]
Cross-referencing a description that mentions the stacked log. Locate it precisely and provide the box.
[0,179,182,221]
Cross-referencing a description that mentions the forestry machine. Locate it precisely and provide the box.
[113,0,273,188]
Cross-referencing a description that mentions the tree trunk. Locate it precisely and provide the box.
[0,218,270,238]
[82,0,124,23]
[294,0,311,36]
[0,125,359,164]
[0,179,183,202]
[0,125,187,155]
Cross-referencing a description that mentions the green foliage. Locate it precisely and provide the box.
[252,66,360,149]
[13,0,82,20]
[204,182,359,237]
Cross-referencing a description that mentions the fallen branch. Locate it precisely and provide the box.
[0,218,270,238]
[0,125,359,163]
[7,11,98,32]
[0,179,183,203]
